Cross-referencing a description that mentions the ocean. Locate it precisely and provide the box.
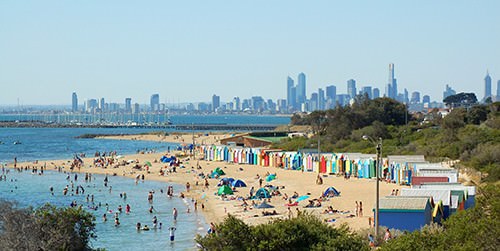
[0,169,207,250]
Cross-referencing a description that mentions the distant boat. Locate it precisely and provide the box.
[13,141,22,145]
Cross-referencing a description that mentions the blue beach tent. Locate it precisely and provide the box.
[231,179,247,187]
[323,187,341,197]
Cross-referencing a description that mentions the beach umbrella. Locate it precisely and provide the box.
[144,161,152,167]
[296,195,310,202]
[255,202,274,209]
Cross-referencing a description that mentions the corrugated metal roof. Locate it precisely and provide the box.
[379,196,430,210]
[388,155,426,163]
[419,184,476,196]
[401,189,451,206]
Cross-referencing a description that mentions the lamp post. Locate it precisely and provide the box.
[363,135,382,238]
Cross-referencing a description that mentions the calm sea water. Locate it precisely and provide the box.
[0,127,180,164]
[0,114,291,125]
[0,169,207,250]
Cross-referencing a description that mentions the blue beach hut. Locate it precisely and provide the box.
[377,196,433,232]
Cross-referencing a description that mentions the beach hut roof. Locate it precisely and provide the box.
[379,196,431,211]
[401,189,451,206]
[388,155,426,164]
[419,183,476,195]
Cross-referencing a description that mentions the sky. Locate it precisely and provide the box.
[1,1,499,106]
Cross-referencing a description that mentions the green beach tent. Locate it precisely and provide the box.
[217,185,233,195]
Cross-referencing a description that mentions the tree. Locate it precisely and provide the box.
[0,201,97,251]
[443,92,478,108]
[196,213,368,251]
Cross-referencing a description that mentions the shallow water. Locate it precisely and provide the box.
[0,169,207,250]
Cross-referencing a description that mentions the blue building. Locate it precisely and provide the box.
[377,196,433,232]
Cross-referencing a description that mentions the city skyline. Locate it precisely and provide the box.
[1,1,499,105]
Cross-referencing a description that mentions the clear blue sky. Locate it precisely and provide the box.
[1,1,499,105]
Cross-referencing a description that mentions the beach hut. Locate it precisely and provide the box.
[418,183,476,209]
[217,185,233,196]
[401,188,452,219]
[322,187,341,197]
[231,179,247,188]
[377,196,433,232]
[255,188,271,199]
[411,176,449,186]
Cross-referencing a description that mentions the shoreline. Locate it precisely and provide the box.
[5,132,403,232]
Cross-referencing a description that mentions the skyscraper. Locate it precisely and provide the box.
[347,79,356,99]
[297,73,306,106]
[72,92,78,112]
[497,80,500,98]
[286,76,296,110]
[386,63,397,99]
[99,98,105,111]
[125,98,132,113]
[484,71,492,100]
[422,95,431,104]
[212,94,220,112]
[361,86,372,99]
[372,88,380,99]
[410,91,421,103]
[150,94,160,112]
[443,85,456,100]
[318,88,325,110]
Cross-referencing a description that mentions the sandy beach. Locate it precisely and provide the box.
[11,132,402,232]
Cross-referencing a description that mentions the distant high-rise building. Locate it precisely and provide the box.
[286,77,296,110]
[361,86,372,99]
[403,88,409,104]
[72,92,78,112]
[326,85,336,100]
[125,98,132,113]
[132,103,140,114]
[372,88,380,99]
[386,63,397,99]
[99,98,105,111]
[347,79,357,98]
[497,80,500,98]
[310,92,319,111]
[86,99,98,113]
[212,94,220,112]
[150,94,160,112]
[422,95,431,103]
[251,96,265,111]
[233,97,241,111]
[318,88,325,110]
[484,71,492,101]
[410,91,421,104]
[443,85,456,101]
[297,73,306,106]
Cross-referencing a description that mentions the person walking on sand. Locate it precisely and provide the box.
[359,201,363,217]
[355,201,359,217]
